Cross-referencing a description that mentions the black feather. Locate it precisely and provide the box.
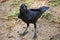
[18,3,49,38]
[18,4,49,23]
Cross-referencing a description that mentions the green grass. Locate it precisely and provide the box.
[4,9,19,20]
[49,0,60,6]
[24,0,31,3]
[56,17,60,23]
[10,1,20,6]
[8,10,19,16]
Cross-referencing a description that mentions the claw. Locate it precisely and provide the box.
[33,35,37,39]
[19,31,28,36]
[33,32,37,39]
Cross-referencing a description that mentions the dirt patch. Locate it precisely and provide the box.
[0,0,60,40]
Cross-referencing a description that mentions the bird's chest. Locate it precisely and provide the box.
[21,15,33,23]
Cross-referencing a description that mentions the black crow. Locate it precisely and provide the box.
[18,3,49,38]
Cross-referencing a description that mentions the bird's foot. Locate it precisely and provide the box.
[33,33,37,39]
[19,31,28,36]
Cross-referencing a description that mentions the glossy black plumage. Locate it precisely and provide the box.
[18,3,49,38]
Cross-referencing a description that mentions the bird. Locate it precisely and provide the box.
[18,3,49,38]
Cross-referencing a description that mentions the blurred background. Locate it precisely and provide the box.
[0,0,60,40]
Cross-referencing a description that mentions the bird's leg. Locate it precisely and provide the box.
[23,23,29,33]
[20,23,29,36]
[33,23,37,39]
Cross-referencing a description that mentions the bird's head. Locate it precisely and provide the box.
[20,3,27,12]
[18,3,27,18]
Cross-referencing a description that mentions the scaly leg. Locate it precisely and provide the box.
[20,23,29,36]
[33,23,37,38]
